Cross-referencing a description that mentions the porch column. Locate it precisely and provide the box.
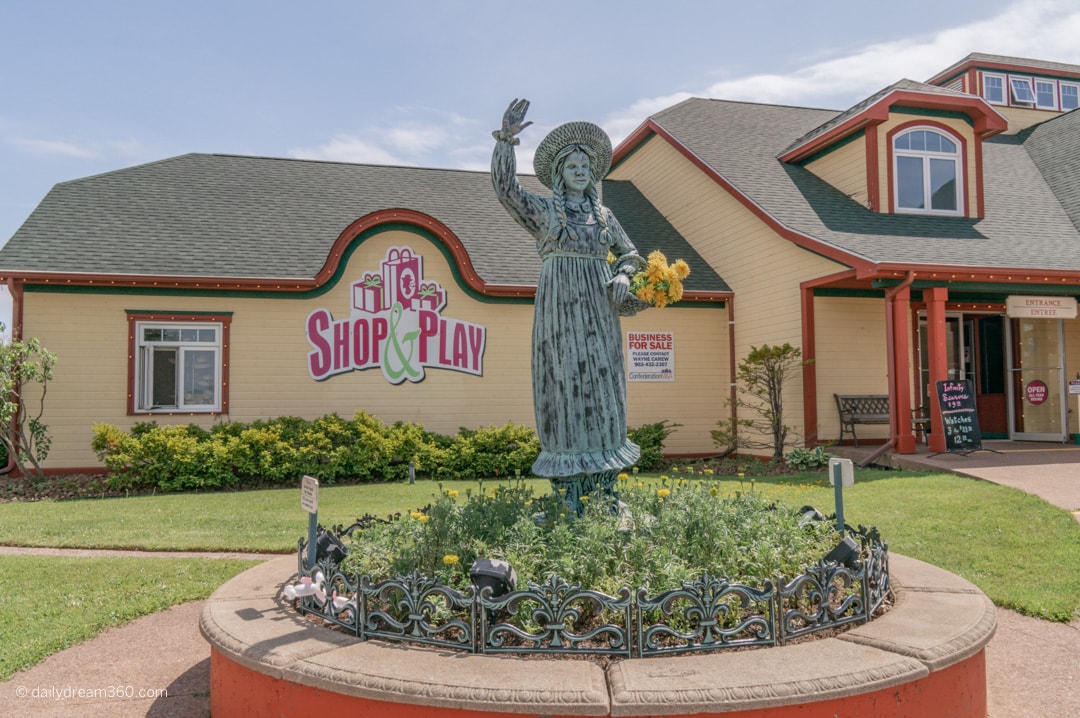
[891,285,916,454]
[925,287,949,453]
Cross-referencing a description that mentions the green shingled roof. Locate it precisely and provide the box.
[0,153,727,293]
[650,98,1080,271]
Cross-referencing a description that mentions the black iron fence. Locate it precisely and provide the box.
[289,526,889,659]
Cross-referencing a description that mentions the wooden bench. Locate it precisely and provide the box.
[834,394,890,447]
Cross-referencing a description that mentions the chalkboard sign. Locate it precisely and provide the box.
[936,380,982,453]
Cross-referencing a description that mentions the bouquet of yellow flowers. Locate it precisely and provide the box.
[629,251,690,308]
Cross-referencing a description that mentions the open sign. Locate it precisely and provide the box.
[1025,380,1048,405]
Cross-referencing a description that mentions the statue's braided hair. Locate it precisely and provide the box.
[551,144,609,242]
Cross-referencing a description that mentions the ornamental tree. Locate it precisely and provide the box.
[0,324,57,477]
[712,343,810,462]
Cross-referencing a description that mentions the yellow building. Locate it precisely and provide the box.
[2,52,1079,472]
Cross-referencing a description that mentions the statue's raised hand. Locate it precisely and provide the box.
[493,98,533,145]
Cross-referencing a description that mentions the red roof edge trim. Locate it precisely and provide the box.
[781,89,1007,163]
[0,209,523,298]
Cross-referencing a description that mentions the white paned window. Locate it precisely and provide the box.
[1035,79,1058,110]
[893,128,963,216]
[136,322,222,411]
[1010,77,1036,105]
[983,73,1005,104]
[1061,83,1079,111]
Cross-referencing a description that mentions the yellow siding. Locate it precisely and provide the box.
[21,228,727,469]
[873,115,979,218]
[813,297,890,442]
[995,105,1062,134]
[608,137,846,454]
[805,138,869,209]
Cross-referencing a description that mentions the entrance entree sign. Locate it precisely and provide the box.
[935,380,982,453]
[306,246,487,384]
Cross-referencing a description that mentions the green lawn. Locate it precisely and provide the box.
[0,479,552,552]
[0,470,1077,681]
[0,556,259,681]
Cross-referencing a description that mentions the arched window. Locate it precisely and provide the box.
[893,128,963,215]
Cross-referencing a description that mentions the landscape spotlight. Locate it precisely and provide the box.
[470,558,517,598]
[823,535,860,569]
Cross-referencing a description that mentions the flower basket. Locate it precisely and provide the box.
[614,294,654,317]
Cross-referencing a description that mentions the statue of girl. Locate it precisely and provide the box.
[492,98,642,509]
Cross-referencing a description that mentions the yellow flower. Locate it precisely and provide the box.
[617,472,629,481]
[443,554,459,565]
[660,475,670,481]
[704,468,714,475]
[671,465,680,473]
[579,495,589,503]
[634,481,644,489]
[657,488,671,499]
[673,259,690,280]
[447,489,459,498]
[710,486,720,497]
[410,511,423,520]
[418,515,430,523]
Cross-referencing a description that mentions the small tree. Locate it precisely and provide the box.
[0,324,57,477]
[712,343,809,461]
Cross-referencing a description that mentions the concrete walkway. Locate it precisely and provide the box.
[0,444,1077,717]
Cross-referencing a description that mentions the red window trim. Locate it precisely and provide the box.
[126,312,231,416]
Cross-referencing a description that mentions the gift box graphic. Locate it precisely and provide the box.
[417,282,446,311]
[382,247,421,310]
[352,273,384,314]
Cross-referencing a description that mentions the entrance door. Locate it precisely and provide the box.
[918,313,1008,438]
[1007,318,1068,441]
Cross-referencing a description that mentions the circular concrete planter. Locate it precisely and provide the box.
[201,553,995,717]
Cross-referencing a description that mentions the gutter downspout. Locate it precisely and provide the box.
[862,271,915,468]
[728,296,738,454]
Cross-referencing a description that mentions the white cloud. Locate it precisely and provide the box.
[10,138,100,159]
[8,136,150,161]
[601,0,1080,145]
[289,135,407,165]
[289,107,479,168]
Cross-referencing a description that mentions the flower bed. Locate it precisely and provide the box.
[286,482,890,659]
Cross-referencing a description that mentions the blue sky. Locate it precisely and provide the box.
[2,0,1080,332]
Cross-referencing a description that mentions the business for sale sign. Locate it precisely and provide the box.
[627,331,675,382]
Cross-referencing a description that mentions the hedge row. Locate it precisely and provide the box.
[91,413,676,493]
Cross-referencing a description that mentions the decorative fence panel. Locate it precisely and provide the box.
[293,528,890,659]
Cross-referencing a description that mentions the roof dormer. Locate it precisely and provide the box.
[780,80,1007,219]
[927,53,1080,133]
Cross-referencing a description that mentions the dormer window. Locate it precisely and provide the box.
[983,74,1006,104]
[1062,82,1079,111]
[893,128,963,216]
[1035,80,1058,110]
[1010,77,1036,105]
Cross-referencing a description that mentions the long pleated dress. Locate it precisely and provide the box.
[492,139,641,479]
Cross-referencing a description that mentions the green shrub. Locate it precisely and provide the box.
[784,446,833,471]
[627,420,682,470]
[441,423,540,480]
[91,415,682,493]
